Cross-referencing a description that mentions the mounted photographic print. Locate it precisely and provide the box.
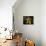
[23,16,34,25]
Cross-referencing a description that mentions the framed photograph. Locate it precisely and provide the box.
[23,16,34,25]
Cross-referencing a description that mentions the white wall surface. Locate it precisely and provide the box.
[13,0,41,46]
[41,0,46,46]
[13,0,46,46]
[0,0,16,29]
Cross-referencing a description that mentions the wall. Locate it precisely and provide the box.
[0,0,16,30]
[13,0,41,46]
[41,0,46,46]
